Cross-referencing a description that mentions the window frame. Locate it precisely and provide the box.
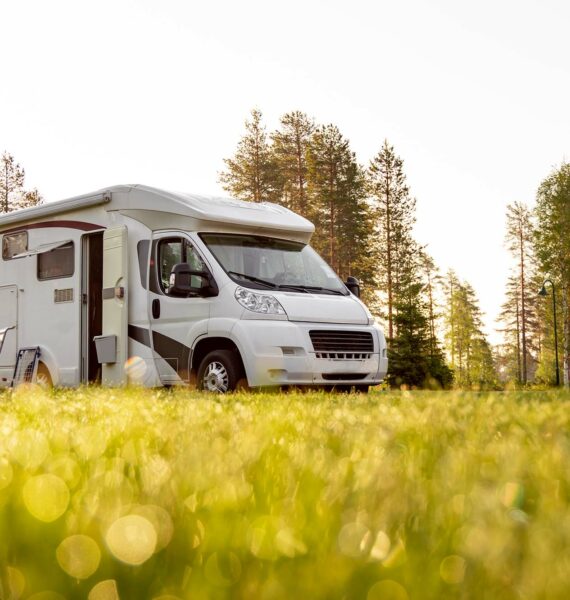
[2,231,28,260]
[37,241,75,281]
[155,236,208,296]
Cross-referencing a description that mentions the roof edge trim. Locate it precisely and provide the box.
[0,192,111,229]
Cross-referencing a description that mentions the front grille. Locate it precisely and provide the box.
[309,330,374,355]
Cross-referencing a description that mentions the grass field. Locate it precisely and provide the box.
[1,387,570,599]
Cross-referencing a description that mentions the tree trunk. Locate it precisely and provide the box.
[562,284,570,387]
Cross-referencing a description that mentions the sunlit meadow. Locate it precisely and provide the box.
[1,387,570,599]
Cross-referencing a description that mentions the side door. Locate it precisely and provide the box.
[101,226,128,385]
[0,285,18,370]
[149,233,213,384]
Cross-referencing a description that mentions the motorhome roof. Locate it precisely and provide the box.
[0,184,315,240]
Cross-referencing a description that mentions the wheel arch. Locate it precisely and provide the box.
[191,336,247,381]
[37,346,59,386]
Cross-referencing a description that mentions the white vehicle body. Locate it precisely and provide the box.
[0,185,388,389]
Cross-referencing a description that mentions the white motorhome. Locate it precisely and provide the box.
[0,185,388,391]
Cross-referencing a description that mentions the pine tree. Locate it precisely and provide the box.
[219,109,281,203]
[504,201,537,383]
[270,111,315,216]
[368,141,415,341]
[534,163,570,387]
[0,152,43,213]
[419,252,453,388]
[1,152,25,213]
[444,274,497,389]
[306,124,375,286]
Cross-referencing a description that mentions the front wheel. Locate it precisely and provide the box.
[197,350,244,393]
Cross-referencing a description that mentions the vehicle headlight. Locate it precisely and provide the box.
[235,286,286,315]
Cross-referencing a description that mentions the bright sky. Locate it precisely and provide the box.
[2,0,569,343]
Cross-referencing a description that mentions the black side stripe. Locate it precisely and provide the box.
[128,324,151,347]
[128,324,192,378]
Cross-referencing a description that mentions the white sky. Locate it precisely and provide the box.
[2,0,569,343]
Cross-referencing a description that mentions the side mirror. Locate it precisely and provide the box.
[345,276,360,298]
[169,263,218,298]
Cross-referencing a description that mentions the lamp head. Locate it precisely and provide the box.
[538,285,548,297]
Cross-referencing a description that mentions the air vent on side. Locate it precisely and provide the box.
[54,288,74,303]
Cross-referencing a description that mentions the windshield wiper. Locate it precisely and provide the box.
[282,284,345,296]
[227,271,277,289]
[275,284,310,293]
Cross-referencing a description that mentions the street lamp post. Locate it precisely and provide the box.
[538,279,560,386]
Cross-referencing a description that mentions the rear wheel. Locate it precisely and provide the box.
[36,362,53,388]
[197,350,244,393]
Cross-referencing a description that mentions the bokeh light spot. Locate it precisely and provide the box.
[106,515,157,565]
[88,579,120,600]
[132,505,174,552]
[10,430,49,470]
[56,534,101,579]
[124,356,147,383]
[23,474,69,522]
[440,554,466,584]
[367,580,409,600]
[6,566,26,599]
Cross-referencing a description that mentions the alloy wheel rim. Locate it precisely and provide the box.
[203,361,229,392]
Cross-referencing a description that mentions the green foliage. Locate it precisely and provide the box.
[270,111,315,216]
[534,163,570,386]
[368,140,415,340]
[306,124,374,284]
[444,272,498,389]
[218,109,281,203]
[1,387,570,599]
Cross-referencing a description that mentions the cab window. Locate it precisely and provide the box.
[157,238,206,294]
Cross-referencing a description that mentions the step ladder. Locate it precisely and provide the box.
[11,347,41,387]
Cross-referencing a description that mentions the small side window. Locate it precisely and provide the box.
[38,242,74,280]
[2,231,28,260]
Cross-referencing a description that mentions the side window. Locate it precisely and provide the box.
[156,238,208,295]
[38,242,74,280]
[158,239,183,292]
[2,231,28,260]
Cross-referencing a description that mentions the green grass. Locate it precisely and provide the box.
[1,387,570,599]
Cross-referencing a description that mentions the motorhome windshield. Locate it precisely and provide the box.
[200,233,349,295]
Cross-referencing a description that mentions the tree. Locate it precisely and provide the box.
[444,273,497,389]
[368,140,416,341]
[1,152,25,213]
[306,124,375,286]
[219,109,281,203]
[270,111,315,216]
[388,245,452,389]
[534,163,570,387]
[503,201,537,384]
[0,152,43,213]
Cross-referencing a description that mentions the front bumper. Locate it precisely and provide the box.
[232,320,388,387]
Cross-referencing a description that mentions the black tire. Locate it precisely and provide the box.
[197,349,244,393]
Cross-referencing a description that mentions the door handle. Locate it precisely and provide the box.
[152,298,161,319]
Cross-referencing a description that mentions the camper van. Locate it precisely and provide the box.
[0,185,388,391]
